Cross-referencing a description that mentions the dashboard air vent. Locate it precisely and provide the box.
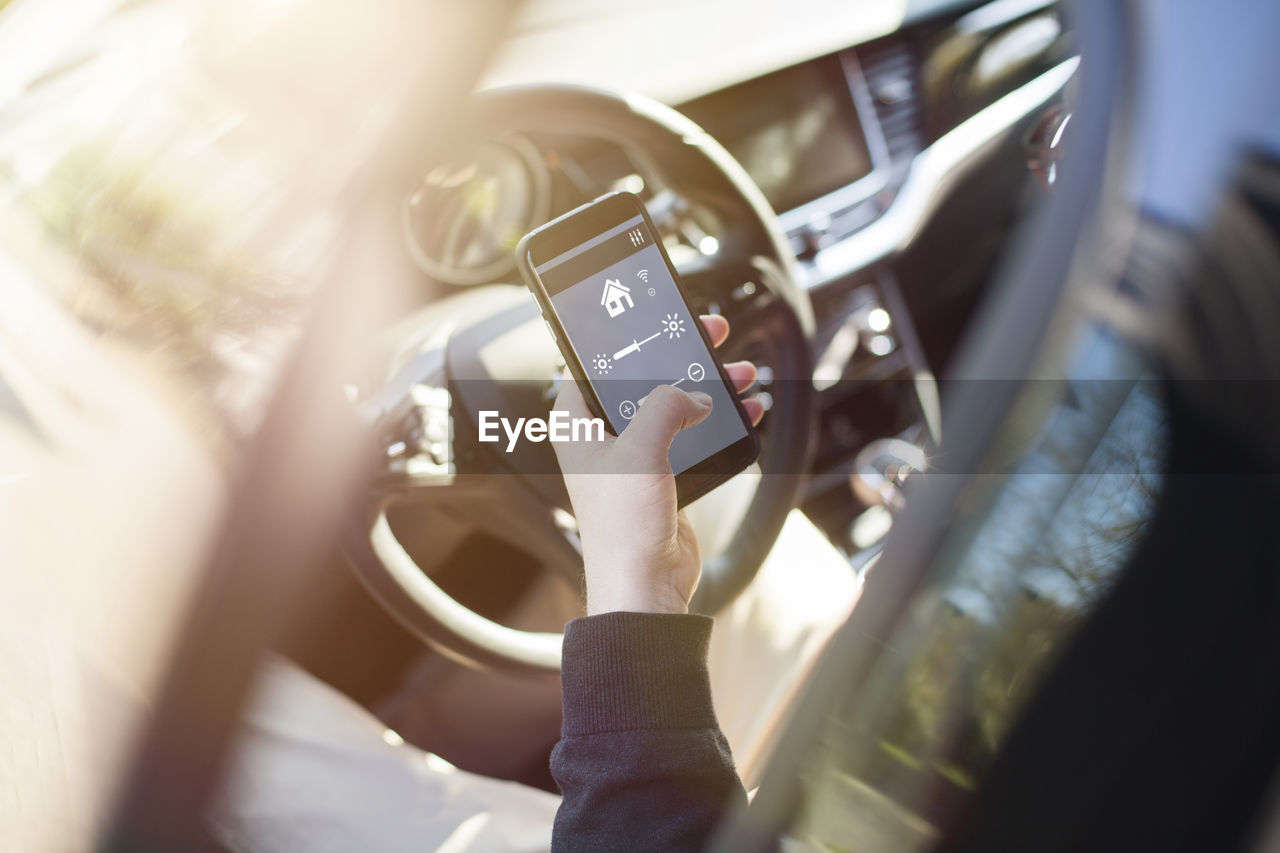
[858,37,924,163]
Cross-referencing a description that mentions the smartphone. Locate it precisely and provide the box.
[517,191,759,506]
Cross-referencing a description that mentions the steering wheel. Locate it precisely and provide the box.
[343,85,816,674]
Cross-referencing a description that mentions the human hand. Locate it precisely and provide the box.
[551,314,764,615]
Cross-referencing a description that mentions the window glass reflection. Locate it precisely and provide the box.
[787,327,1168,852]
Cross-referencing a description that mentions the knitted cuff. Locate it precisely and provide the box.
[560,612,717,736]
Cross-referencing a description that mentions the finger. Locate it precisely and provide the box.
[741,395,765,427]
[699,314,729,348]
[723,361,757,394]
[616,384,713,466]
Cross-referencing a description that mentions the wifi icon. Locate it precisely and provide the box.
[636,269,649,284]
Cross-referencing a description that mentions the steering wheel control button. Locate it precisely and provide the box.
[687,362,706,383]
[619,400,637,420]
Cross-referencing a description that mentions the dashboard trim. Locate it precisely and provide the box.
[775,49,895,235]
[798,56,1079,289]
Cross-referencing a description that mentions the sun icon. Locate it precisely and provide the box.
[592,353,612,375]
[663,312,687,340]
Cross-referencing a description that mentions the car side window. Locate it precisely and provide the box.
[782,325,1168,852]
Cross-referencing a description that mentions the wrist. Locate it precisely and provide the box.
[584,574,690,616]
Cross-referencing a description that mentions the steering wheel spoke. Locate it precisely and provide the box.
[674,251,744,298]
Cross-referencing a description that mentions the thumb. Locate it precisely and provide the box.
[616,385,713,466]
[550,373,615,473]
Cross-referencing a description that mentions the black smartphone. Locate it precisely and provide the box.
[517,191,759,506]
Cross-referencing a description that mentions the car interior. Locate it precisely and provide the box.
[278,0,1082,797]
[2,0,1278,851]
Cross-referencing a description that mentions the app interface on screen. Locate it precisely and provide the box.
[537,212,748,475]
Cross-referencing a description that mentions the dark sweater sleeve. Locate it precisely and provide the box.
[550,612,748,853]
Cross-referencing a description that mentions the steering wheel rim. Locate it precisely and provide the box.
[344,84,816,674]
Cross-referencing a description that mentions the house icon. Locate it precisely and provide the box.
[601,278,634,318]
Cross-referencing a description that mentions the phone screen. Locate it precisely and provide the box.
[532,212,749,476]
